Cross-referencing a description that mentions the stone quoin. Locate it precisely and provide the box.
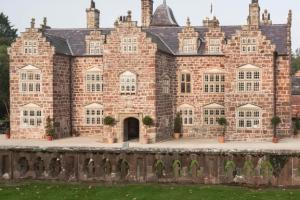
[8,0,295,142]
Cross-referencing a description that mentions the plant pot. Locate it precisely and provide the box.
[174,133,181,140]
[108,138,115,144]
[218,136,225,143]
[46,136,53,141]
[5,132,10,139]
[272,137,279,143]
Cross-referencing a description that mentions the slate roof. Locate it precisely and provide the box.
[150,2,179,27]
[292,77,300,95]
[43,24,288,56]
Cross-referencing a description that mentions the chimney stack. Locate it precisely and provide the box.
[141,0,153,27]
[247,0,260,27]
[86,0,100,29]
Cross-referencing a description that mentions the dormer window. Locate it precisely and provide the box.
[89,41,102,55]
[24,40,38,55]
[182,38,197,54]
[208,38,221,54]
[121,37,138,54]
[241,37,257,53]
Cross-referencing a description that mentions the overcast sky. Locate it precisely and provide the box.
[1,0,299,51]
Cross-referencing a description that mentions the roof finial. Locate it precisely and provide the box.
[30,18,35,28]
[288,9,292,26]
[91,0,95,9]
[43,17,47,26]
[210,0,214,19]
[163,0,167,6]
[186,17,191,27]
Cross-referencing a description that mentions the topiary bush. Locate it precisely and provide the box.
[174,113,182,133]
[45,116,55,137]
[104,116,115,126]
[217,117,228,137]
[142,116,153,127]
[271,116,281,138]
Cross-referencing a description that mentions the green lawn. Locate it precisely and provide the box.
[0,183,300,200]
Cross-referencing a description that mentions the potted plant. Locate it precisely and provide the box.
[142,116,153,144]
[45,116,55,141]
[217,117,228,143]
[1,117,10,139]
[174,113,182,139]
[294,118,300,137]
[104,116,116,144]
[271,116,281,143]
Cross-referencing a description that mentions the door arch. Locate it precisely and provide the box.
[124,117,140,141]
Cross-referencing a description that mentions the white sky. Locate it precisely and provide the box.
[1,0,299,51]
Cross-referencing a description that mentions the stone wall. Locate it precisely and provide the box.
[224,28,277,141]
[8,28,55,139]
[175,56,225,138]
[71,56,104,137]
[1,147,300,187]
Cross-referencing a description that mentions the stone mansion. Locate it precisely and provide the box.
[9,0,293,142]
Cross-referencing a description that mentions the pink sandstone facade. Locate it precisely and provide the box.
[8,0,293,142]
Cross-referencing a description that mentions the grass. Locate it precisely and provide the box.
[0,182,300,200]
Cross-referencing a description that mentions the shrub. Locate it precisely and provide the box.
[294,118,300,135]
[104,116,115,126]
[142,116,153,126]
[174,113,182,133]
[217,117,228,137]
[271,116,281,137]
[45,116,55,137]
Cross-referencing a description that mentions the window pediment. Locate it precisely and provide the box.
[238,104,261,110]
[178,104,194,109]
[20,65,40,70]
[203,103,224,109]
[239,64,260,70]
[206,68,225,73]
[85,103,103,109]
[22,103,41,108]
[86,66,102,72]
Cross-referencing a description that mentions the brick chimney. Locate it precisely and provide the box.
[247,0,260,27]
[141,0,153,27]
[86,0,100,29]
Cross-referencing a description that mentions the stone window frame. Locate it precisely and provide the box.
[240,37,257,54]
[20,103,42,128]
[178,104,194,126]
[120,71,137,95]
[179,71,192,94]
[236,104,262,129]
[208,38,222,54]
[162,74,170,95]
[19,65,42,94]
[85,67,103,93]
[121,36,138,54]
[24,40,38,55]
[203,103,225,126]
[203,69,225,93]
[89,40,102,55]
[182,38,197,54]
[84,103,104,126]
[237,64,261,93]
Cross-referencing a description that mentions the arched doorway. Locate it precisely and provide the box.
[124,117,139,141]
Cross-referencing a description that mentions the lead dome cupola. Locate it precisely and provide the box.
[150,0,179,27]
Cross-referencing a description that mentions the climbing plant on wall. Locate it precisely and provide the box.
[260,160,274,178]
[269,155,289,177]
[242,159,255,177]
[172,160,182,177]
[154,160,165,178]
[224,160,236,177]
